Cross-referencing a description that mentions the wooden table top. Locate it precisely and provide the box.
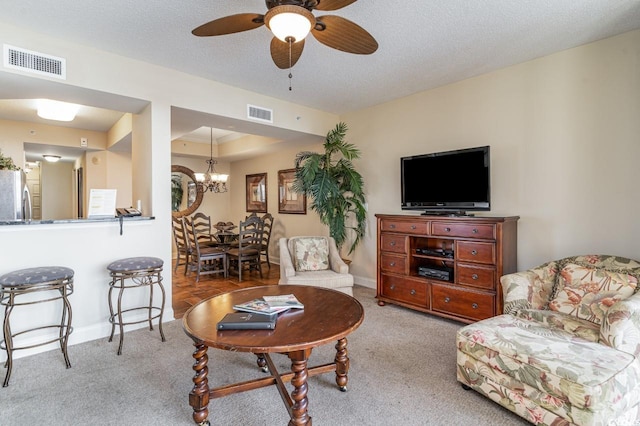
[182,285,364,353]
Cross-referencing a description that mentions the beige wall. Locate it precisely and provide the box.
[342,29,640,284]
[40,160,74,220]
[229,142,327,263]
[0,119,107,155]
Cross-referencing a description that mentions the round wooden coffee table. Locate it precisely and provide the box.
[182,285,364,426]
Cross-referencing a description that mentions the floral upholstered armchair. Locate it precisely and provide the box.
[457,255,640,425]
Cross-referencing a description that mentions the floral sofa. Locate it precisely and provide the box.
[457,255,640,425]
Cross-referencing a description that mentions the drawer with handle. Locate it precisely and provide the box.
[381,274,428,307]
[456,241,495,264]
[431,284,494,321]
[380,254,406,274]
[380,220,429,235]
[380,234,407,254]
[431,222,495,239]
[456,263,495,290]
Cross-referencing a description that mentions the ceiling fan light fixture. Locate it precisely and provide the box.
[265,5,314,43]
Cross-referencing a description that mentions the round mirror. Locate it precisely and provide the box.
[171,165,203,218]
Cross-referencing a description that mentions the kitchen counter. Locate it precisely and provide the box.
[0,216,155,226]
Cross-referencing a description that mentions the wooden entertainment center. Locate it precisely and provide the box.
[376,214,519,323]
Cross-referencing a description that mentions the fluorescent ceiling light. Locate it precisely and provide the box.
[37,99,79,122]
[43,154,61,162]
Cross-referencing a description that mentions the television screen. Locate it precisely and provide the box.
[401,146,490,214]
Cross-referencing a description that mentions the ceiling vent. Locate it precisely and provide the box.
[3,44,66,80]
[247,104,273,123]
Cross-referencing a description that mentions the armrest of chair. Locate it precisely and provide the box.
[600,292,640,357]
[500,261,557,315]
[328,239,349,274]
[278,238,296,278]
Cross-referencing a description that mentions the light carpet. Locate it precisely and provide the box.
[1,286,528,425]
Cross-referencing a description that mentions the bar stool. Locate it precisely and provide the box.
[0,266,74,387]
[107,257,166,355]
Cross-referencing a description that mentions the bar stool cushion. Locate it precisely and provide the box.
[0,266,74,287]
[107,257,163,273]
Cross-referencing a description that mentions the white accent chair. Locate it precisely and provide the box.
[278,236,354,296]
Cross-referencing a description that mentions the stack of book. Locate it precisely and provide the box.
[217,294,304,330]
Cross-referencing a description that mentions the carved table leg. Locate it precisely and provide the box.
[335,338,349,391]
[288,350,312,426]
[189,340,210,426]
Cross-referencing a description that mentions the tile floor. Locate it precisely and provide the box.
[171,261,279,319]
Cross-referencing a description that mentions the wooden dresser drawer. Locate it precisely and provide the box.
[456,241,495,264]
[431,222,495,239]
[456,263,495,290]
[380,234,406,254]
[381,219,429,235]
[431,284,494,321]
[381,274,428,307]
[380,254,406,274]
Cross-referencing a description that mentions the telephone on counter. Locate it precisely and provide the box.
[116,207,141,217]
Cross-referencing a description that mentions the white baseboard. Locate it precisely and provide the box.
[353,274,376,289]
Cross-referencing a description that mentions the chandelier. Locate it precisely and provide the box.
[195,128,228,193]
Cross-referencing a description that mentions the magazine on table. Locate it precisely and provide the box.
[233,298,291,315]
[262,294,304,310]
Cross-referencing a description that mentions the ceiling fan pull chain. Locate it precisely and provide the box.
[288,37,293,91]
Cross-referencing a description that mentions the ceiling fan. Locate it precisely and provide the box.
[192,0,378,71]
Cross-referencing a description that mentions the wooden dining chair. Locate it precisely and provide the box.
[259,213,273,269]
[190,212,217,245]
[172,216,190,274]
[226,216,264,282]
[186,218,227,282]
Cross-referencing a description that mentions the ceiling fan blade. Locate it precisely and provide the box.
[192,14,264,36]
[312,15,378,54]
[314,0,358,11]
[270,38,305,69]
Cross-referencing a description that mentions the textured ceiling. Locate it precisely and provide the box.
[2,0,640,116]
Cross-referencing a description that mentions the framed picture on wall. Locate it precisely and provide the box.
[278,169,306,214]
[246,173,267,213]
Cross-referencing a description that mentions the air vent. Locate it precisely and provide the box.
[247,104,273,123]
[3,44,66,80]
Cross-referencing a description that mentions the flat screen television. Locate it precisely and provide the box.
[401,146,490,215]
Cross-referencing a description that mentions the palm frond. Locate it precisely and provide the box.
[292,122,367,254]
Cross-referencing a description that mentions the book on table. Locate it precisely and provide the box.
[216,312,277,330]
[262,294,304,310]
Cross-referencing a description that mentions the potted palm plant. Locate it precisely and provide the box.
[293,122,366,255]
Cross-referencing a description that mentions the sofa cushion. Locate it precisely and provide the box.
[457,314,640,413]
[290,237,329,272]
[548,256,640,325]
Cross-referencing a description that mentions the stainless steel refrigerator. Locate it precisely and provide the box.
[0,170,32,221]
